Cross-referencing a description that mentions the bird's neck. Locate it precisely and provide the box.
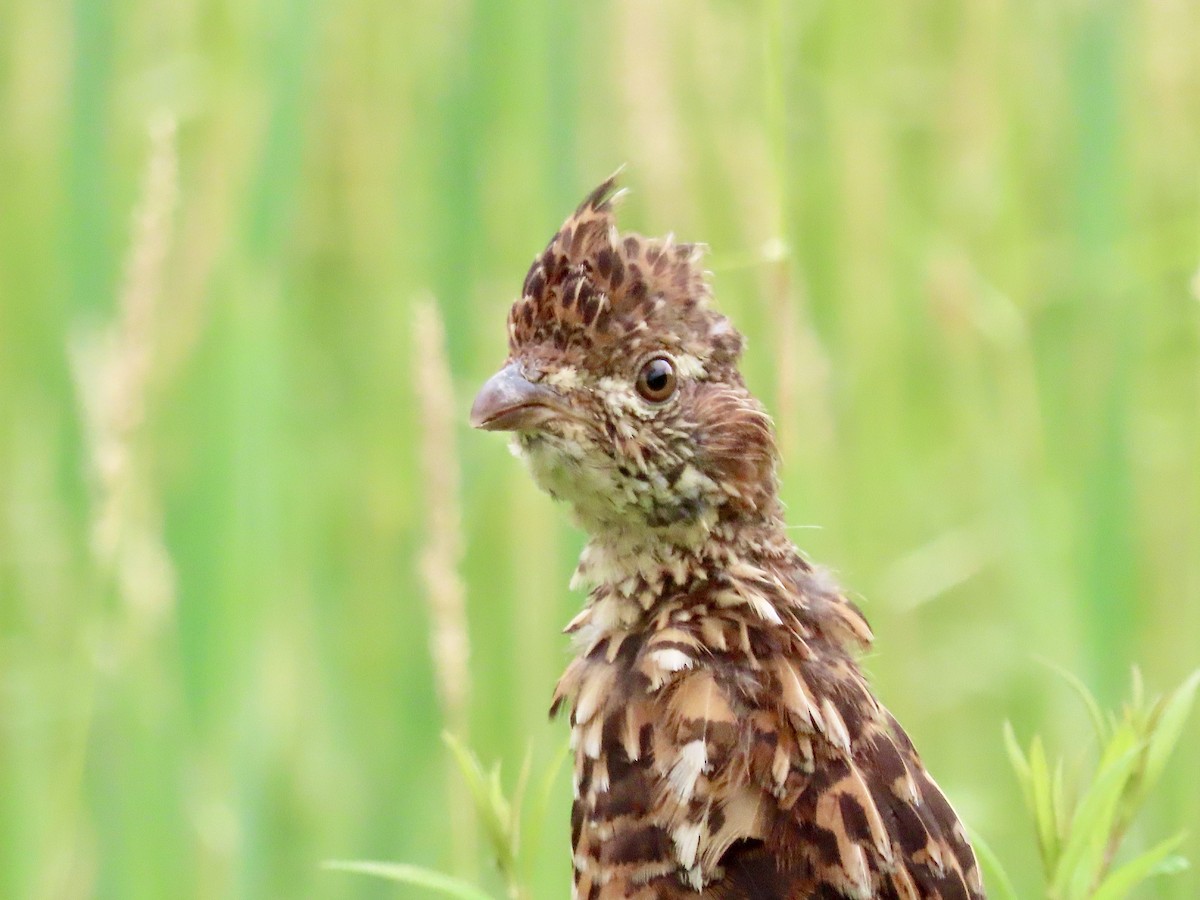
[564,506,876,661]
[569,507,793,601]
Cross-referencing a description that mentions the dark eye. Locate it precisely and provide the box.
[635,356,677,403]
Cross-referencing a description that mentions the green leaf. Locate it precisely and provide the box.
[1130,667,1145,714]
[509,743,534,859]
[322,861,497,900]
[1150,855,1190,878]
[1003,722,1032,799]
[443,734,517,874]
[1141,670,1200,797]
[1051,727,1141,899]
[1089,833,1187,900]
[1042,659,1111,742]
[443,733,491,818]
[1051,757,1069,850]
[966,828,1019,900]
[522,739,571,883]
[1028,735,1061,871]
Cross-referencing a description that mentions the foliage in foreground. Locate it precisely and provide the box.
[326,734,567,900]
[980,668,1200,900]
[329,670,1198,900]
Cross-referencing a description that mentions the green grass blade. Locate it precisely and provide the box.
[1002,722,1032,801]
[1051,729,1141,899]
[1041,659,1112,741]
[967,828,1020,900]
[443,734,516,873]
[1141,670,1200,795]
[322,861,497,900]
[1089,833,1187,900]
[1028,735,1061,871]
[523,740,571,884]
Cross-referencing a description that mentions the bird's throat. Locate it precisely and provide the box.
[569,510,792,600]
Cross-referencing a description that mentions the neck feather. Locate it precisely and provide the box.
[563,504,875,657]
[570,506,791,595]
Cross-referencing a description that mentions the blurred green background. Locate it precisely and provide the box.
[1,0,1198,897]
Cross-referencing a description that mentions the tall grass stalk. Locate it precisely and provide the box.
[413,297,475,873]
[51,112,178,900]
[72,113,179,630]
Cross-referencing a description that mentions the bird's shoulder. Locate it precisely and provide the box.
[554,556,985,899]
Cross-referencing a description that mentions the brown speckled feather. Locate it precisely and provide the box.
[474,175,986,899]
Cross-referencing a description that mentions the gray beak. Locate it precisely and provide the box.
[470,363,564,432]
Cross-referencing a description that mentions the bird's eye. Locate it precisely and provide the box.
[635,356,677,403]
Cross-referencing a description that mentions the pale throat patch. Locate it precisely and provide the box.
[511,413,722,538]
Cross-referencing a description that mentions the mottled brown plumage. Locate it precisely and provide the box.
[470,176,986,899]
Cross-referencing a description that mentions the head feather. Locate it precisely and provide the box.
[508,174,743,367]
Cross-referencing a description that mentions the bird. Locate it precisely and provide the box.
[469,175,986,900]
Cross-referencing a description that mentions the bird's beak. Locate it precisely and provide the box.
[470,363,564,432]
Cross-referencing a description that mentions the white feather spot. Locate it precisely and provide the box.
[748,593,783,625]
[672,821,703,870]
[845,843,872,898]
[672,353,706,379]
[650,647,693,674]
[821,697,852,753]
[592,755,610,794]
[673,464,712,498]
[582,717,603,759]
[573,678,604,726]
[543,365,581,390]
[771,742,790,789]
[666,739,708,801]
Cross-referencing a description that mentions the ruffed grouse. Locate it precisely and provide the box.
[470,177,985,899]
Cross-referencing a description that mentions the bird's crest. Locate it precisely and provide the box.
[507,173,743,366]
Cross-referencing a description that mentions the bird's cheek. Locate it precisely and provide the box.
[518,429,584,487]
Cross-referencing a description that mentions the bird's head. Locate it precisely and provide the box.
[471,176,780,543]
